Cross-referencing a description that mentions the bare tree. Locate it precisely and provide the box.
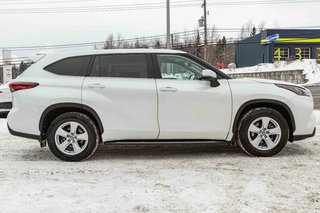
[116,33,122,49]
[208,25,219,43]
[104,33,114,49]
[239,20,254,39]
[258,21,266,32]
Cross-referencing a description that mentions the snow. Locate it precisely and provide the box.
[1,115,320,212]
[223,59,320,86]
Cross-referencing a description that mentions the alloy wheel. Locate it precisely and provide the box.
[55,121,89,155]
[247,117,282,151]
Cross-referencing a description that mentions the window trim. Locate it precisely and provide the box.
[273,47,290,61]
[43,55,93,76]
[295,47,311,60]
[152,53,231,80]
[88,53,155,79]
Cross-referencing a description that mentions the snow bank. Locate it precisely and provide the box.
[223,59,320,85]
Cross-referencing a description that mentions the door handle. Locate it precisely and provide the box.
[88,83,105,89]
[159,87,178,92]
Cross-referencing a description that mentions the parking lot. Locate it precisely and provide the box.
[1,113,320,212]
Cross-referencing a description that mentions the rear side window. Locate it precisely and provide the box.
[90,54,150,78]
[44,56,91,76]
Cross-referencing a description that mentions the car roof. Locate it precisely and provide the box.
[36,49,187,66]
[48,49,185,58]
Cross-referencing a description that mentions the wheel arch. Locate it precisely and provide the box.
[232,99,296,142]
[39,103,104,142]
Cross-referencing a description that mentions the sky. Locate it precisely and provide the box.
[0,0,319,59]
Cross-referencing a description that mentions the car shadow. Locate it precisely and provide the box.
[90,142,243,160]
[12,141,313,162]
[89,141,313,161]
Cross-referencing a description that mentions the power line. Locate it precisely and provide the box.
[0,0,97,5]
[1,26,320,51]
[0,0,319,14]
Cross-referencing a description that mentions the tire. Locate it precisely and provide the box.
[47,112,99,161]
[237,107,289,157]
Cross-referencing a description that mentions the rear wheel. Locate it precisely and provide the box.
[237,107,289,157]
[47,112,99,161]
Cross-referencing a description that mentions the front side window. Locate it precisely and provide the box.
[157,54,206,80]
[44,56,91,76]
[90,54,149,78]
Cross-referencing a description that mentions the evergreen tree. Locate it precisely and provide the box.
[155,40,161,49]
[19,61,27,73]
[250,26,257,36]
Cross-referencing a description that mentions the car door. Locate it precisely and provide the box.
[155,54,232,140]
[82,53,159,142]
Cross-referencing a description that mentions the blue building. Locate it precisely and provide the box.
[235,29,320,67]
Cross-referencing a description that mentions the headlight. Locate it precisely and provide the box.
[275,84,311,97]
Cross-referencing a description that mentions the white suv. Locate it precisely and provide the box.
[7,49,316,161]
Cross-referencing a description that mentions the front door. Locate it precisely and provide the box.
[155,54,232,140]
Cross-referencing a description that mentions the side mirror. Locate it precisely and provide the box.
[202,69,220,87]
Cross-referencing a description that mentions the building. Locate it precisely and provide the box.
[235,29,320,67]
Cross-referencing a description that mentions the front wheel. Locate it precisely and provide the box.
[47,112,99,161]
[237,107,289,157]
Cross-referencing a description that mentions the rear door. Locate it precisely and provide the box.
[155,54,232,140]
[82,53,159,142]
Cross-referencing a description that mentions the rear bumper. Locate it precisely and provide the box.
[7,123,40,141]
[292,127,316,141]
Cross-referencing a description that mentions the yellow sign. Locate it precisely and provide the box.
[295,48,302,60]
[274,48,281,61]
[262,38,320,44]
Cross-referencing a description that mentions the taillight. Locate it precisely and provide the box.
[9,82,39,92]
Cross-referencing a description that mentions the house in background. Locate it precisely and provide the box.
[235,29,320,67]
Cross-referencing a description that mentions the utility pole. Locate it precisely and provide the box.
[166,0,171,49]
[202,0,208,60]
[171,34,174,49]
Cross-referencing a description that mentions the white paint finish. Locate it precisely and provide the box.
[82,77,159,141]
[2,65,13,83]
[156,79,232,140]
[226,78,316,141]
[7,72,83,135]
[6,50,316,144]
[289,95,315,135]
[0,82,12,104]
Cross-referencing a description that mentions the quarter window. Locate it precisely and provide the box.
[44,56,91,76]
[157,54,206,80]
[90,54,150,78]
